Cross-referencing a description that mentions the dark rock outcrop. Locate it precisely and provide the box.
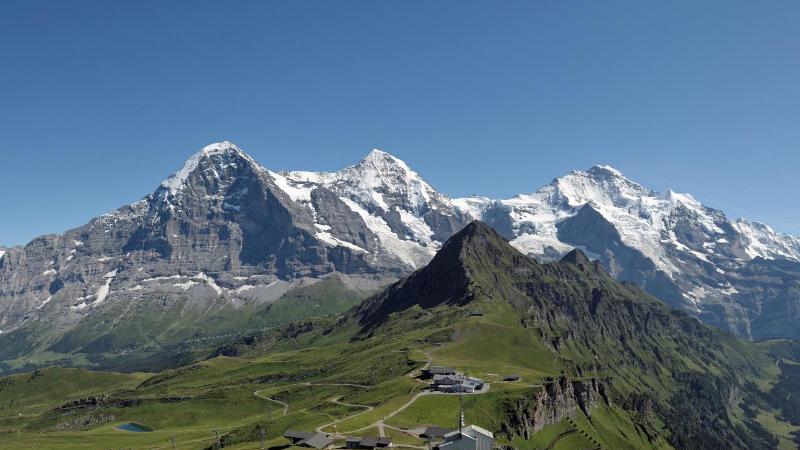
[501,376,607,439]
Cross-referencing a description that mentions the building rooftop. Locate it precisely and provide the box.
[421,425,456,438]
[347,436,392,448]
[463,424,494,439]
[284,430,332,449]
[439,425,494,449]
[433,374,464,383]
[299,433,334,449]
[285,430,316,440]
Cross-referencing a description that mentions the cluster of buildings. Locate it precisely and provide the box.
[284,426,493,450]
[284,431,392,450]
[426,366,486,393]
[283,366,494,450]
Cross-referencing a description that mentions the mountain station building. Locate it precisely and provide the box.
[435,425,494,450]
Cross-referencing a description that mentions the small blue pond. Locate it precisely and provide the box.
[117,422,152,432]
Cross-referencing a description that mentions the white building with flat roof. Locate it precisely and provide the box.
[436,425,494,450]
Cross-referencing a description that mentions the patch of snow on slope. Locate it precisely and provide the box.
[234,284,256,294]
[195,272,223,295]
[174,280,199,290]
[510,233,573,257]
[153,272,223,294]
[142,275,184,283]
[397,209,436,245]
[42,269,57,276]
[93,269,117,305]
[315,228,368,253]
[683,286,710,312]
[735,219,800,261]
[269,171,315,202]
[451,197,491,219]
[37,296,52,309]
[719,286,739,296]
[340,197,436,268]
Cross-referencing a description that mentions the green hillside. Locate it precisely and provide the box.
[1,221,799,449]
[0,274,375,375]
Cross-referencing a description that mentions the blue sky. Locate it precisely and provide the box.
[1,1,799,246]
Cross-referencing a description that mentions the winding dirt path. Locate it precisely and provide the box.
[252,344,493,447]
[316,398,374,433]
[253,389,290,416]
[253,381,371,419]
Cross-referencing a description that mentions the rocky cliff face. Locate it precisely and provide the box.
[501,376,608,439]
[0,143,380,333]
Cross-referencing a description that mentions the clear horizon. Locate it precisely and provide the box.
[2,1,799,245]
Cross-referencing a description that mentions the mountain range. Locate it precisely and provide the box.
[1,141,800,373]
[4,221,799,449]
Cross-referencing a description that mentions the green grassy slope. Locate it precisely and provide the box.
[0,274,375,375]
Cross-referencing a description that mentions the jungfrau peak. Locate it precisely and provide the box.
[453,164,800,339]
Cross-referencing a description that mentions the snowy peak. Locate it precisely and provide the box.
[274,148,446,216]
[541,165,652,211]
[340,148,437,214]
[267,148,470,270]
[160,141,262,195]
[360,148,408,168]
[586,164,626,178]
[540,164,709,219]
[735,219,800,261]
[353,148,418,184]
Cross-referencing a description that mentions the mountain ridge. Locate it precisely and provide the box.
[2,141,800,367]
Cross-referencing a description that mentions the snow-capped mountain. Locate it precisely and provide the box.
[270,149,470,270]
[0,142,468,366]
[453,165,800,339]
[1,141,800,359]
